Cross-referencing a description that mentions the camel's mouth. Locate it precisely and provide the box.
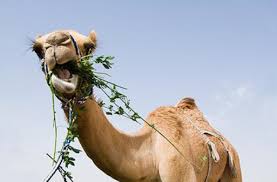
[50,60,80,95]
[33,30,97,99]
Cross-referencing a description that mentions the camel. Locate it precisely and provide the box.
[32,30,242,182]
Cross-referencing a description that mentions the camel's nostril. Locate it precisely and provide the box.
[44,47,56,71]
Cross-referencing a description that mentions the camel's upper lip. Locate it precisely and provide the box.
[52,60,78,77]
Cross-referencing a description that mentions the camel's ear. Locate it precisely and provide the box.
[88,30,97,46]
[84,30,97,54]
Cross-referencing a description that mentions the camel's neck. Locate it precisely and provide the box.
[66,98,154,181]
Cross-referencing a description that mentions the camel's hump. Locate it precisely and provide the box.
[176,97,197,109]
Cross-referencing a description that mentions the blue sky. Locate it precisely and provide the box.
[0,0,276,181]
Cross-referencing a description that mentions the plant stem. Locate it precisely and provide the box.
[51,86,58,166]
[96,77,127,90]
[99,87,141,125]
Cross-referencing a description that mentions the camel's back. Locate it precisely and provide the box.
[145,97,219,141]
[176,98,242,181]
[146,97,241,181]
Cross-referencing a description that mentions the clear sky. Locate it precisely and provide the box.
[0,0,276,181]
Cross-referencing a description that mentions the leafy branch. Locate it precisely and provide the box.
[44,93,81,182]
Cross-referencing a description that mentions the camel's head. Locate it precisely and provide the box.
[32,30,97,98]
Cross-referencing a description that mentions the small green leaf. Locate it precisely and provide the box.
[106,112,112,115]
[115,107,124,115]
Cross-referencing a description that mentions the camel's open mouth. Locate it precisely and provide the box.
[50,60,80,94]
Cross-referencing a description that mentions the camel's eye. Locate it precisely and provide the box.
[84,42,96,55]
[32,42,44,59]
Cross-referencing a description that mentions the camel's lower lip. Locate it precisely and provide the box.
[51,74,79,94]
